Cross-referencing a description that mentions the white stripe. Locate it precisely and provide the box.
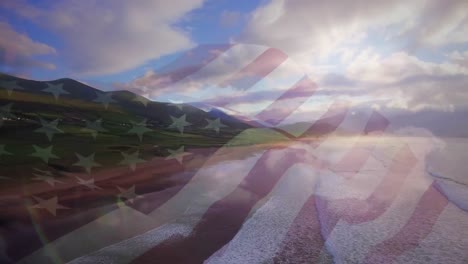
[152,45,268,102]
[18,205,157,264]
[323,159,432,263]
[311,108,375,164]
[205,163,320,264]
[147,150,264,220]
[68,223,192,264]
[223,57,305,116]
[63,147,265,264]
[395,203,468,264]
[276,96,336,136]
[19,138,265,263]
[315,136,403,200]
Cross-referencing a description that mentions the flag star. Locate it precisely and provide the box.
[30,145,59,163]
[168,99,184,110]
[32,173,63,186]
[0,103,16,127]
[75,176,101,190]
[169,114,191,134]
[0,80,23,96]
[33,167,54,176]
[132,94,151,107]
[73,153,101,174]
[126,119,152,141]
[0,145,12,156]
[81,119,107,139]
[0,176,10,180]
[93,92,116,109]
[34,118,63,141]
[140,86,149,93]
[0,103,13,113]
[116,185,141,203]
[30,196,69,216]
[166,146,191,164]
[42,82,69,100]
[204,118,227,134]
[119,151,145,171]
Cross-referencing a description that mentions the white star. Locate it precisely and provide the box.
[119,151,146,171]
[42,82,69,100]
[168,99,184,110]
[75,176,101,190]
[132,94,151,107]
[33,168,53,176]
[32,173,63,186]
[0,145,12,156]
[73,153,101,174]
[168,114,191,134]
[30,145,59,163]
[116,185,141,203]
[126,119,152,141]
[0,80,23,96]
[165,146,191,164]
[93,92,116,109]
[81,119,107,139]
[34,118,63,141]
[139,86,150,94]
[0,103,16,127]
[30,196,69,216]
[204,118,227,134]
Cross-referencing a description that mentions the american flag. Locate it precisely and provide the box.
[0,44,467,264]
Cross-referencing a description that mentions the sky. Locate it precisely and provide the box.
[1,0,468,122]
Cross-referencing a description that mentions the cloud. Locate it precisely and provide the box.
[234,0,468,115]
[401,0,468,48]
[117,44,275,97]
[0,21,56,73]
[346,49,468,83]
[314,49,468,112]
[448,51,468,68]
[3,0,206,75]
[240,0,468,64]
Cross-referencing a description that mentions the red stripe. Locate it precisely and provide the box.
[137,44,233,90]
[363,111,390,135]
[301,101,349,137]
[132,147,306,264]
[255,76,318,126]
[2,147,218,261]
[274,112,388,262]
[316,144,417,239]
[273,194,331,263]
[364,182,449,263]
[4,203,118,261]
[265,101,349,141]
[219,48,288,92]
[330,111,390,178]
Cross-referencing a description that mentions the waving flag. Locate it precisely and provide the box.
[0,44,467,264]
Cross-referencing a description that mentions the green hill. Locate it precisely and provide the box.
[0,73,251,183]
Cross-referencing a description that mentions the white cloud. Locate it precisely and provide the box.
[313,50,468,112]
[3,0,206,75]
[347,49,468,83]
[0,21,56,72]
[240,0,468,65]
[401,0,468,47]
[448,51,468,68]
[237,0,468,114]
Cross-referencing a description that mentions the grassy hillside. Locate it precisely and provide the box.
[0,73,251,184]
